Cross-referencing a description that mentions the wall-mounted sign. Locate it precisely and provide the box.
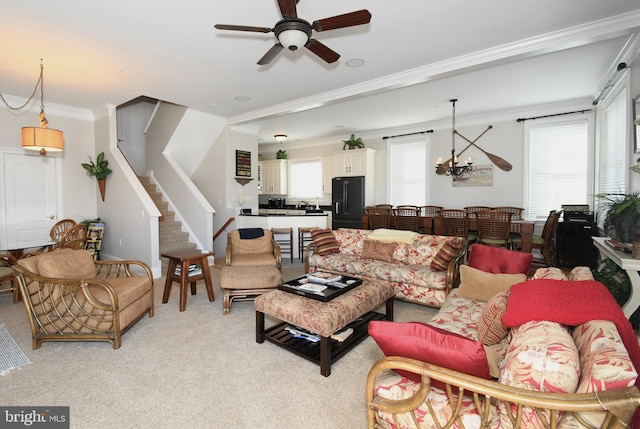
[235,150,251,177]
[452,165,493,187]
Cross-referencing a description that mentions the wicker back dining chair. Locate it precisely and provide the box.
[493,206,525,220]
[49,219,77,242]
[512,210,561,266]
[392,207,420,232]
[0,253,19,303]
[420,205,443,218]
[476,210,513,248]
[435,209,469,238]
[464,206,492,219]
[365,206,392,229]
[55,224,88,250]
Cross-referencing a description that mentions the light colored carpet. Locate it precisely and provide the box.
[0,266,437,429]
[0,323,30,376]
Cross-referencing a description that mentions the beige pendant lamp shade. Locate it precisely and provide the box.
[1,60,64,156]
[22,124,64,155]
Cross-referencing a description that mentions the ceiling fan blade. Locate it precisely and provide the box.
[214,24,272,33]
[258,43,284,65]
[305,39,340,64]
[277,0,298,18]
[312,9,371,32]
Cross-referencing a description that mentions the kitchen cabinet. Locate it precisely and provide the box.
[258,160,287,194]
[333,148,375,177]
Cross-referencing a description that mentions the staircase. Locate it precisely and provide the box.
[139,176,197,272]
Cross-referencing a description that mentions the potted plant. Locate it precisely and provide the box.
[342,134,364,150]
[81,152,113,201]
[276,149,287,159]
[596,192,640,243]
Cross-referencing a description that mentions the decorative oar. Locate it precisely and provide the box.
[436,125,493,175]
[454,129,512,172]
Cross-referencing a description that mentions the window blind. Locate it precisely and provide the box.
[289,159,322,199]
[526,120,589,220]
[388,138,427,206]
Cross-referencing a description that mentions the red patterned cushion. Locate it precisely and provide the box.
[429,237,463,271]
[368,321,490,385]
[311,229,339,256]
[477,288,510,345]
[361,239,395,262]
[468,243,532,274]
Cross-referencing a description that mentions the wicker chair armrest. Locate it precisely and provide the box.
[272,239,282,270]
[367,356,640,429]
[445,240,467,295]
[303,242,317,273]
[94,260,152,279]
[225,242,232,265]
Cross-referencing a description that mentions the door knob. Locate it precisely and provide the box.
[48,215,55,219]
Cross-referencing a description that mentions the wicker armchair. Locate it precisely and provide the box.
[13,249,154,349]
[367,356,640,429]
[225,229,281,271]
[0,253,19,303]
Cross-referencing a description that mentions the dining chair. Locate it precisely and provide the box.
[435,209,469,238]
[493,206,524,220]
[49,219,77,242]
[464,206,492,219]
[476,210,513,248]
[55,224,88,250]
[420,205,443,218]
[365,206,392,229]
[374,204,393,210]
[512,210,561,266]
[392,207,420,232]
[0,253,19,303]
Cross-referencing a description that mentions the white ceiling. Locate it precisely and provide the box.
[2,1,640,146]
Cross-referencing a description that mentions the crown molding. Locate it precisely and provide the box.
[1,94,94,121]
[228,10,640,127]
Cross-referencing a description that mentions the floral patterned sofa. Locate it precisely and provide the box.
[366,266,640,428]
[304,228,465,308]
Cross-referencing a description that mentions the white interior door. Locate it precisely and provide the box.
[1,152,61,249]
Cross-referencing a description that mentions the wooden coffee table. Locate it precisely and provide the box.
[254,278,394,376]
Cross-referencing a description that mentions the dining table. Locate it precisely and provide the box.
[0,238,57,259]
[360,214,535,253]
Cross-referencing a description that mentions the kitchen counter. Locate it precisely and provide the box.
[236,211,331,259]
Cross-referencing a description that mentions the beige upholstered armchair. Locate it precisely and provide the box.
[225,229,282,271]
[13,249,154,349]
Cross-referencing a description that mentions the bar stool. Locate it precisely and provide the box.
[298,227,319,261]
[271,227,293,263]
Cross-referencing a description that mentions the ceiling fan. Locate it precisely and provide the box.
[214,0,371,65]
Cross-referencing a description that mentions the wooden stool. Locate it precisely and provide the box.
[220,265,282,315]
[162,249,215,311]
[271,227,293,263]
[298,227,319,261]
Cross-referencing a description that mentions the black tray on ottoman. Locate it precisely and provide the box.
[277,272,362,302]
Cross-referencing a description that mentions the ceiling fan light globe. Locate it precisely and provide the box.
[278,29,308,50]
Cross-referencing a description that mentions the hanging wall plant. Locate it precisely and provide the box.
[82,152,113,201]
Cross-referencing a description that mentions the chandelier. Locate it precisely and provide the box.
[0,60,63,156]
[435,99,472,177]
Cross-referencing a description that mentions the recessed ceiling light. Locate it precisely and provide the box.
[346,59,365,68]
[235,96,250,101]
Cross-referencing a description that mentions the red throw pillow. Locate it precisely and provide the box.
[368,321,490,386]
[310,229,339,256]
[468,243,532,275]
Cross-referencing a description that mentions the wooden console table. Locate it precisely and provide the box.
[592,236,640,318]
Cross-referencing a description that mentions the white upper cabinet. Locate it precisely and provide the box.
[258,160,287,194]
[333,148,375,177]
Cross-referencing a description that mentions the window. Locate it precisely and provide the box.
[288,159,323,199]
[596,86,628,196]
[388,137,427,206]
[524,118,591,221]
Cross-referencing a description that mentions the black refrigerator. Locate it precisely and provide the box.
[332,176,365,229]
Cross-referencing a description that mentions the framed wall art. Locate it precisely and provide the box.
[452,165,493,187]
[235,150,251,177]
